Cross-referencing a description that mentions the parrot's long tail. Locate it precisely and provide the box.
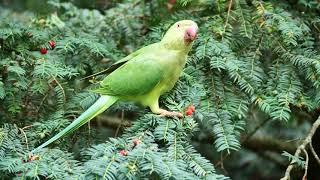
[31,95,118,153]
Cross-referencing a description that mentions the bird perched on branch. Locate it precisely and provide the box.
[32,20,198,153]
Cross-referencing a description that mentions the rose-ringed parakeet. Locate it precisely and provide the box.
[32,20,198,153]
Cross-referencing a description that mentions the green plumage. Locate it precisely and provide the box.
[32,20,198,153]
[92,42,188,107]
[93,44,165,96]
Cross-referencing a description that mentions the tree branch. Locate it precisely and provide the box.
[280,115,320,180]
[242,117,272,143]
[242,135,297,154]
[198,134,296,153]
[309,139,320,166]
[302,149,309,180]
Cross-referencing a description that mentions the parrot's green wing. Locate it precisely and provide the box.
[92,54,165,96]
[103,47,144,74]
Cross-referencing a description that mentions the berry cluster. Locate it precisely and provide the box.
[40,40,56,54]
[119,139,141,156]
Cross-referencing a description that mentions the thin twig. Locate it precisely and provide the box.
[21,124,36,130]
[52,76,66,103]
[88,121,91,137]
[219,152,228,175]
[114,110,124,137]
[250,34,264,77]
[19,128,29,151]
[223,0,233,37]
[312,23,320,33]
[36,93,49,113]
[302,149,309,180]
[95,115,131,129]
[309,140,320,166]
[281,116,320,180]
[214,153,229,167]
[243,117,271,143]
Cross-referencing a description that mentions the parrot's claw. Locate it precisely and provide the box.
[157,109,183,118]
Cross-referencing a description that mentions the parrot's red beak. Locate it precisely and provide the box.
[184,25,198,43]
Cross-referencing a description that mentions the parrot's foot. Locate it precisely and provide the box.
[157,109,183,118]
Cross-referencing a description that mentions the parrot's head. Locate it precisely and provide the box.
[161,20,198,51]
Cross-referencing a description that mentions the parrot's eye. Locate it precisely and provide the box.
[177,24,180,28]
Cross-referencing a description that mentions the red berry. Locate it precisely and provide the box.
[189,105,195,112]
[186,109,193,116]
[40,47,47,54]
[119,150,128,156]
[48,40,55,49]
[133,139,141,146]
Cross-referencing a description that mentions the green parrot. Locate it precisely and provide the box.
[31,20,198,153]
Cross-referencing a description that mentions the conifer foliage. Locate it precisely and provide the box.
[1,0,320,179]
